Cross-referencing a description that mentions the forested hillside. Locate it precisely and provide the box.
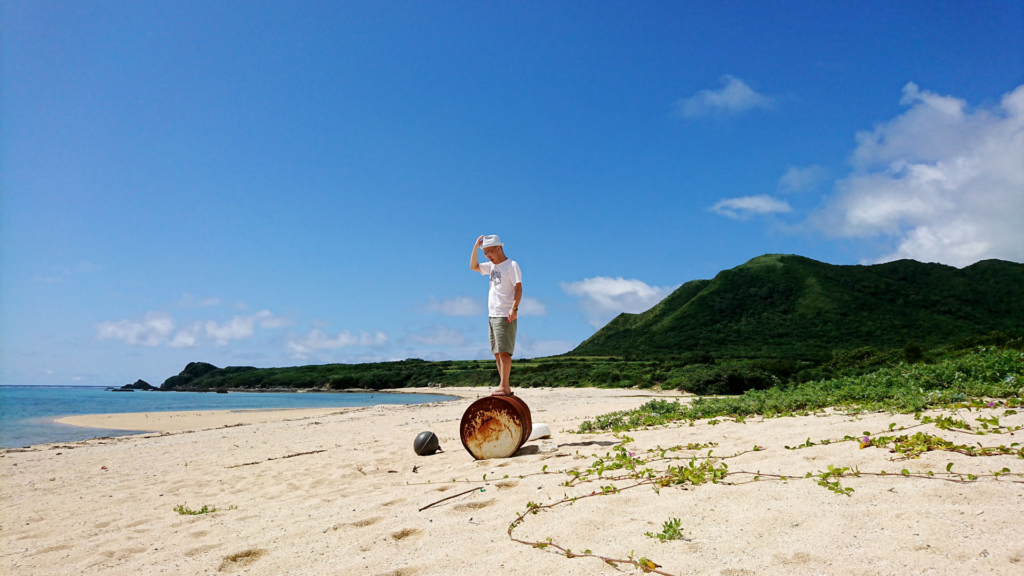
[572,255,1024,359]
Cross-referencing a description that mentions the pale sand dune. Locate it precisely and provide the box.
[3,386,1023,575]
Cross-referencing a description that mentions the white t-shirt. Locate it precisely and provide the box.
[478,259,522,317]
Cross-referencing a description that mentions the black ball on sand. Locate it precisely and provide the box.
[413,431,441,456]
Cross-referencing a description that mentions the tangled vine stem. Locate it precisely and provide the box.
[506,431,1023,574]
[507,480,676,575]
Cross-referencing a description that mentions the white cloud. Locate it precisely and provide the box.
[779,165,828,193]
[96,312,175,346]
[169,323,201,348]
[205,310,291,345]
[402,325,466,347]
[517,297,546,316]
[421,296,482,316]
[515,332,575,358]
[178,293,221,308]
[812,82,1024,266]
[710,195,792,220]
[286,329,389,355]
[205,317,256,345]
[676,75,774,118]
[561,277,678,328]
[253,309,293,328]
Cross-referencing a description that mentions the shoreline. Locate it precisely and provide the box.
[2,388,464,451]
[53,390,469,435]
[50,387,677,436]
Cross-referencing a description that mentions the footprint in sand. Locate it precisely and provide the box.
[29,544,73,557]
[351,516,381,527]
[185,543,222,557]
[124,519,150,529]
[88,550,117,566]
[191,530,210,538]
[381,498,404,507]
[377,567,418,576]
[217,548,267,573]
[452,500,494,512]
[435,486,452,492]
[390,528,421,541]
[495,480,519,490]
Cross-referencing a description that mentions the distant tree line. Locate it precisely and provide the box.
[160,330,1023,397]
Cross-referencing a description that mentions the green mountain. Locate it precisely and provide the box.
[571,254,1024,360]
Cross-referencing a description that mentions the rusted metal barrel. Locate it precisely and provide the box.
[459,395,533,460]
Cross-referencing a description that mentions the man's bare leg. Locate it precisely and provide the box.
[492,352,513,395]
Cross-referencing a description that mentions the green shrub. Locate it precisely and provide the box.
[579,347,1024,432]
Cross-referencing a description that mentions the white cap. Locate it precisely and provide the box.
[481,235,504,248]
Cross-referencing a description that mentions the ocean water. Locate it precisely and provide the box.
[0,386,457,449]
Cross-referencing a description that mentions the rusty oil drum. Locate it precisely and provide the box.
[459,395,533,460]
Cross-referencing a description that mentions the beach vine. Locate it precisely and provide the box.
[506,432,1023,575]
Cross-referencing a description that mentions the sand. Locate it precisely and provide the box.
[3,386,1023,575]
[57,407,371,434]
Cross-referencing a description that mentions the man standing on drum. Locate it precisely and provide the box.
[470,235,522,396]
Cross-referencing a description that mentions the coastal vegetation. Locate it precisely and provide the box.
[173,504,224,515]
[159,330,1024,396]
[507,429,1023,575]
[578,344,1024,433]
[157,255,1024,398]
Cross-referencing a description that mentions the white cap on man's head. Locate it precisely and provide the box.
[481,235,504,248]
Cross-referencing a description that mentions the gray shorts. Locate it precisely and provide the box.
[488,317,517,355]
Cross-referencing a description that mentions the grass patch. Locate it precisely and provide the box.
[174,503,234,515]
[579,347,1024,432]
[645,517,686,542]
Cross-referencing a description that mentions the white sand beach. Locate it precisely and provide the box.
[3,387,1023,575]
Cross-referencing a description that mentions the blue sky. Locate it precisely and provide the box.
[2,1,1022,386]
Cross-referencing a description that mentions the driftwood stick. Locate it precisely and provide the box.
[418,488,479,512]
[274,449,326,460]
[226,449,327,468]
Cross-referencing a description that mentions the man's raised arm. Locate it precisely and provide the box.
[470,235,484,272]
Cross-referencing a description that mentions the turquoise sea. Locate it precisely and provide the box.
[0,386,456,449]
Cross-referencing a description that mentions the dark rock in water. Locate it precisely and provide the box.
[118,379,157,391]
[110,388,134,392]
[216,389,228,394]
